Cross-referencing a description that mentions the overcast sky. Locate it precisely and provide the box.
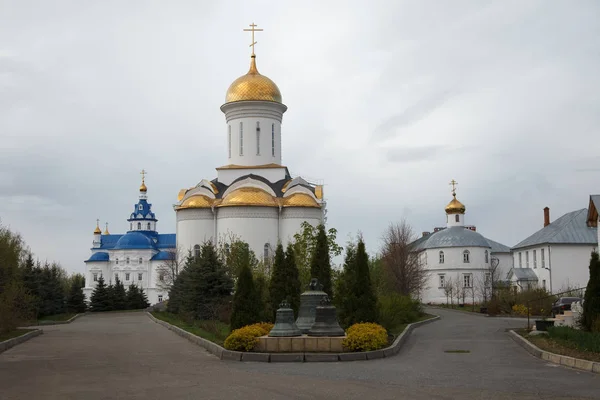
[1,1,599,273]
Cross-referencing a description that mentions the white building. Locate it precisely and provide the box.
[174,45,325,261]
[510,204,598,293]
[83,177,174,305]
[412,183,512,304]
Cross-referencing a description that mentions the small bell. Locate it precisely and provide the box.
[269,300,302,337]
[307,296,345,337]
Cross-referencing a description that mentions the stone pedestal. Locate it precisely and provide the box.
[255,334,346,353]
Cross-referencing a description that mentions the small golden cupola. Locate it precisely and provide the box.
[103,222,110,235]
[93,219,102,234]
[445,179,466,215]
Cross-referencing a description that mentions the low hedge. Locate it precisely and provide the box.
[342,322,388,352]
[223,322,274,352]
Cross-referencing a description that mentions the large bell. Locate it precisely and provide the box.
[307,296,345,337]
[295,278,328,333]
[269,301,302,337]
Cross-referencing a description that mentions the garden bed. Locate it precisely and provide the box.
[151,312,229,346]
[0,329,36,342]
[517,328,600,363]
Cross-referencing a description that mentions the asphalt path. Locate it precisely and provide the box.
[1,309,598,399]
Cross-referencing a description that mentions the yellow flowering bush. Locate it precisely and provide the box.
[342,323,388,352]
[512,304,528,316]
[223,322,274,352]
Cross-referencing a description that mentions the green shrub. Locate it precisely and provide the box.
[547,326,600,353]
[342,322,388,352]
[223,322,274,352]
[377,293,422,332]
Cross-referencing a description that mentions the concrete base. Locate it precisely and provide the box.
[255,334,346,353]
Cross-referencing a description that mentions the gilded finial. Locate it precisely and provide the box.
[243,22,263,56]
[94,219,102,234]
[140,169,148,192]
[449,179,458,197]
[103,222,110,235]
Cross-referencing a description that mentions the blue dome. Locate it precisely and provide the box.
[86,252,109,262]
[113,232,155,250]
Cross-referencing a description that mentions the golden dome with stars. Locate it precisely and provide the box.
[225,56,282,104]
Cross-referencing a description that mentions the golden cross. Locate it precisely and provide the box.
[105,222,109,231]
[140,169,147,183]
[449,179,458,195]
[96,218,100,227]
[243,22,263,56]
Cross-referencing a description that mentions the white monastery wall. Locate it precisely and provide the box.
[548,245,595,292]
[176,209,215,254]
[279,208,323,246]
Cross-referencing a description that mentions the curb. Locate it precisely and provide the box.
[34,313,85,326]
[0,329,43,354]
[147,312,440,363]
[428,306,541,320]
[508,330,600,374]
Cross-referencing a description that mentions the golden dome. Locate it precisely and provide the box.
[219,187,278,207]
[103,223,110,235]
[445,194,466,214]
[283,193,320,208]
[140,181,147,192]
[93,223,102,235]
[177,195,213,209]
[225,56,282,103]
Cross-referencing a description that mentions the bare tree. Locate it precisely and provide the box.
[155,248,185,292]
[475,257,502,304]
[380,220,429,298]
[444,277,454,307]
[453,277,464,306]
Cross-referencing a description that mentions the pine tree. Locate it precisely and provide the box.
[67,277,87,313]
[310,224,333,298]
[583,251,600,331]
[269,243,287,320]
[90,276,110,312]
[285,243,301,318]
[112,277,128,310]
[230,260,262,330]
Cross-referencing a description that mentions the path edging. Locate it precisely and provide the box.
[147,312,439,363]
[509,330,600,374]
[35,313,85,326]
[0,329,43,354]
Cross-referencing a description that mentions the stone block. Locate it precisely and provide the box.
[338,352,367,361]
[266,337,278,353]
[549,353,561,364]
[330,338,344,353]
[207,343,223,358]
[574,358,594,371]
[541,351,552,361]
[317,338,331,352]
[278,338,292,352]
[291,337,305,352]
[270,353,304,362]
[365,349,385,360]
[304,337,318,352]
[242,352,270,362]
[305,353,339,362]
[383,345,397,358]
[560,356,575,368]
[255,337,267,352]
[593,362,600,374]
[221,350,242,361]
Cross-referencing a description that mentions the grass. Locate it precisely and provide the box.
[0,329,36,342]
[37,313,77,322]
[151,311,230,346]
[518,327,600,363]
[388,313,436,337]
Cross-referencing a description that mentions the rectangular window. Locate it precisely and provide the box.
[519,252,522,267]
[139,257,142,264]
[271,124,275,156]
[439,274,445,288]
[256,121,260,155]
[541,249,545,267]
[158,295,163,302]
[114,273,118,281]
[239,122,243,155]
[526,251,529,267]
[228,125,231,158]
[116,258,119,265]
[125,273,130,281]
[533,250,537,268]
[463,274,472,288]
[455,214,459,223]
[138,273,143,281]
[93,273,98,282]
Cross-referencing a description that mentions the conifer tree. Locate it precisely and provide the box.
[67,277,87,313]
[268,243,287,320]
[230,261,262,330]
[138,287,150,309]
[112,277,128,310]
[127,284,139,310]
[90,276,110,312]
[285,243,301,318]
[167,253,192,314]
[310,224,333,298]
[583,251,600,331]
[254,273,272,322]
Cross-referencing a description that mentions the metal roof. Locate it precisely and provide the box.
[413,226,492,250]
[510,268,539,281]
[513,209,597,249]
[486,238,511,253]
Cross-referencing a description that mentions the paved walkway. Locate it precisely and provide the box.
[1,309,599,399]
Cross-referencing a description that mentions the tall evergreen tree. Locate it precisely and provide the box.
[67,277,87,313]
[89,276,111,312]
[112,277,128,310]
[310,224,333,298]
[285,243,301,318]
[583,251,600,331]
[230,260,262,330]
[254,273,272,322]
[138,287,150,309]
[167,253,192,314]
[268,243,287,320]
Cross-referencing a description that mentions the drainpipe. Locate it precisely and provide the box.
[548,245,553,293]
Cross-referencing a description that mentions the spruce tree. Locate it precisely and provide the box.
[90,276,110,312]
[112,277,127,310]
[336,243,357,328]
[285,243,301,318]
[310,224,333,298]
[105,283,115,311]
[167,255,191,314]
[127,284,139,310]
[138,288,150,309]
[268,243,287,320]
[67,278,87,313]
[254,273,272,322]
[230,261,262,330]
[583,251,600,331]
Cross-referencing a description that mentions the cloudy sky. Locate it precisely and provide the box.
[1,1,599,273]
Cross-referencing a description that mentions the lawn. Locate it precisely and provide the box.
[518,327,600,363]
[0,329,36,342]
[151,312,230,346]
[37,313,77,322]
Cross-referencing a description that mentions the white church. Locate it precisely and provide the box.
[84,27,325,303]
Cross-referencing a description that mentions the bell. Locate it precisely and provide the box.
[295,278,328,333]
[269,300,302,337]
[307,296,345,337]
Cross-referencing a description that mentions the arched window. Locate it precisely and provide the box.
[228,125,231,158]
[116,258,119,265]
[463,250,470,263]
[147,222,151,230]
[485,250,489,263]
[455,214,460,223]
[264,243,270,260]
[126,257,130,264]
[137,222,141,230]
[439,251,445,264]
[256,121,260,155]
[193,244,201,258]
[139,257,142,264]
[271,123,275,156]
[239,122,244,155]
[139,204,143,210]
[130,223,132,230]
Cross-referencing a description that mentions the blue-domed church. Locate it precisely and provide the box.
[83,174,175,305]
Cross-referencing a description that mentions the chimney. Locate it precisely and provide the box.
[544,207,550,227]
[422,231,430,237]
